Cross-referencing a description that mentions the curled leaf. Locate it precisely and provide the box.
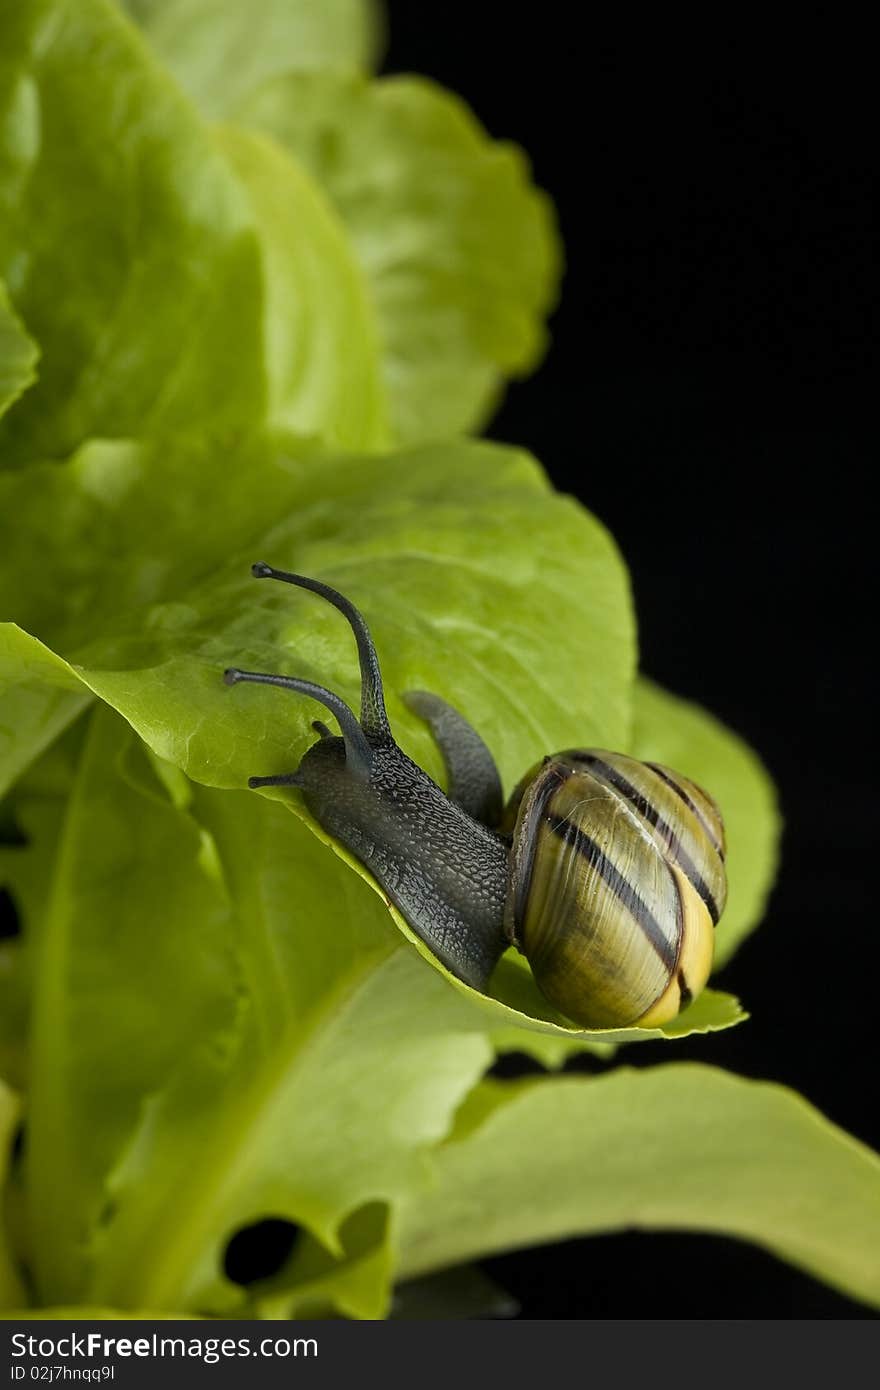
[0,0,265,466]
[233,72,561,443]
[397,1065,880,1311]
[0,280,38,421]
[123,0,383,117]
[0,1079,24,1308]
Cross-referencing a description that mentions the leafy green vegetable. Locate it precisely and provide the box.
[0,939,25,1091]
[0,279,37,421]
[631,679,781,969]
[248,1204,392,1320]
[0,1308,200,1319]
[22,709,489,1311]
[0,626,89,801]
[2,430,746,1041]
[214,125,387,449]
[4,434,749,1062]
[123,0,561,448]
[123,0,383,118]
[233,72,561,443]
[2,0,865,1325]
[23,709,241,1305]
[14,705,743,1320]
[0,0,265,466]
[396,1066,880,1310]
[0,1079,24,1308]
[0,432,635,818]
[0,730,83,1089]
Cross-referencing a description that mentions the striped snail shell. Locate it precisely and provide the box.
[226,566,728,1032]
[503,751,727,1027]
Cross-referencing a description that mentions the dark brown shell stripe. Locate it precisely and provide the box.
[511,767,684,1023]
[543,812,679,971]
[644,761,726,860]
[565,752,725,924]
[508,759,567,936]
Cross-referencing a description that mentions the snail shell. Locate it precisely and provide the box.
[503,750,727,1028]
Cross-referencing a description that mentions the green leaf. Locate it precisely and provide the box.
[22,707,491,1312]
[213,124,387,449]
[123,0,383,118]
[233,73,561,443]
[0,433,305,660]
[19,714,737,1323]
[0,721,88,1089]
[0,939,26,1091]
[0,625,90,800]
[631,678,780,969]
[23,708,244,1306]
[396,1065,880,1310]
[384,896,745,1043]
[0,1079,24,1308]
[0,1308,200,1319]
[249,1204,393,1320]
[0,279,38,421]
[74,446,634,799]
[1,432,745,1041]
[0,433,635,796]
[0,0,265,466]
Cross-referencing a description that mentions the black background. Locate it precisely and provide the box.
[384,5,876,1318]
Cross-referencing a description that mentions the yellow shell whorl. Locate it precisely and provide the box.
[503,750,726,1029]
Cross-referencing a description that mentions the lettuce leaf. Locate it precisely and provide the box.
[0,433,635,798]
[214,125,387,449]
[22,709,489,1310]
[123,0,561,447]
[1,433,750,1042]
[16,706,743,1320]
[0,0,266,467]
[233,73,561,443]
[122,0,383,116]
[0,279,38,421]
[0,417,761,1046]
[0,728,84,1090]
[0,0,822,1323]
[0,1079,24,1308]
[397,1067,880,1311]
[0,625,90,803]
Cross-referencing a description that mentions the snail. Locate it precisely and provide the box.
[224,564,727,1029]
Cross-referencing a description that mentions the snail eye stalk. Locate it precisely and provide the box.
[247,772,304,790]
[223,668,372,779]
[250,563,390,742]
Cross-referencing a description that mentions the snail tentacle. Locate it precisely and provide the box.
[403,689,503,828]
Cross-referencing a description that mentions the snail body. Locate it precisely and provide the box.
[225,565,727,1029]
